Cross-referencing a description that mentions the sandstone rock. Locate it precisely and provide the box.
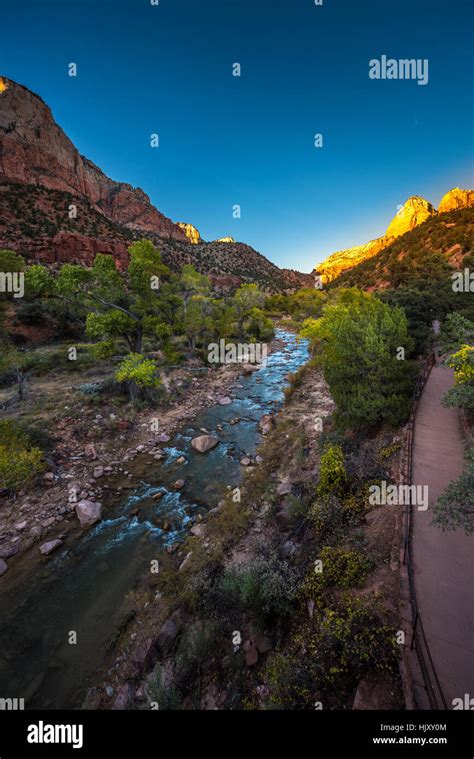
[93,466,104,479]
[242,363,259,375]
[111,684,133,711]
[243,640,259,667]
[176,456,186,465]
[152,491,165,501]
[76,500,102,527]
[191,435,219,453]
[156,433,170,443]
[39,539,63,555]
[386,196,435,238]
[218,396,232,406]
[84,443,97,461]
[438,187,474,214]
[179,551,193,572]
[240,457,251,466]
[14,521,28,531]
[173,480,185,490]
[177,222,201,244]
[190,524,206,538]
[0,559,7,576]
[43,472,54,486]
[131,637,155,666]
[156,619,179,654]
[258,414,274,435]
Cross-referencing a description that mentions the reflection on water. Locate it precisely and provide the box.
[0,330,308,709]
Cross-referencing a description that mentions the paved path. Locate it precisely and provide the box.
[412,360,474,707]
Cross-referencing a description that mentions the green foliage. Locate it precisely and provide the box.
[145,664,182,711]
[209,550,299,629]
[0,419,45,491]
[300,546,371,605]
[433,446,474,534]
[115,353,160,399]
[302,593,398,685]
[301,289,415,429]
[316,443,347,499]
[439,313,474,354]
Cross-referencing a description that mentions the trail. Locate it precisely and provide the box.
[412,359,474,706]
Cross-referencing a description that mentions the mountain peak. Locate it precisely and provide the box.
[0,76,187,242]
[438,187,474,213]
[177,222,201,244]
[385,195,435,238]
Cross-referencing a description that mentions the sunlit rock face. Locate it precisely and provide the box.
[438,187,474,213]
[215,236,235,243]
[385,196,435,238]
[177,222,201,244]
[316,238,386,283]
[315,194,445,283]
[0,78,8,94]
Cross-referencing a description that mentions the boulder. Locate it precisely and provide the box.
[76,500,102,527]
[190,524,206,538]
[240,457,251,466]
[39,539,63,555]
[218,396,232,406]
[173,480,185,490]
[258,414,274,435]
[0,559,7,576]
[156,619,179,654]
[111,684,133,711]
[93,466,104,479]
[191,435,219,453]
[84,443,97,461]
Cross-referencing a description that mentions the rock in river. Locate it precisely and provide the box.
[39,539,63,556]
[76,500,102,527]
[191,435,219,453]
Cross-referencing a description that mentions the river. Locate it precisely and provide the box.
[0,329,309,709]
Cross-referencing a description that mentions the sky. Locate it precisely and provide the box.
[1,0,473,272]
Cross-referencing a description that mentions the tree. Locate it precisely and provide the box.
[0,419,44,492]
[178,265,210,317]
[0,342,33,400]
[29,240,174,355]
[232,284,265,338]
[115,353,161,401]
[440,314,474,411]
[301,289,415,429]
[433,447,474,534]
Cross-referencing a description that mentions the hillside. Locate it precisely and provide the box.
[0,77,311,292]
[328,206,474,290]
[316,190,473,283]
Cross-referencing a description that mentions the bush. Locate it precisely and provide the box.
[316,443,347,499]
[211,550,300,629]
[300,546,371,605]
[302,593,398,687]
[0,419,45,491]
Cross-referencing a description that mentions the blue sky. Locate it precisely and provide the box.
[1,0,473,272]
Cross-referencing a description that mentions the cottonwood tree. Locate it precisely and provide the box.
[301,289,415,429]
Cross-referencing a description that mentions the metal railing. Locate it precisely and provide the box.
[402,353,448,710]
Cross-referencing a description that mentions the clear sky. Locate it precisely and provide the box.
[1,0,473,272]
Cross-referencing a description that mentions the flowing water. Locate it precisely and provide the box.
[0,330,308,709]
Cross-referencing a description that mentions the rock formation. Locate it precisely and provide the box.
[0,77,187,241]
[177,222,201,244]
[438,187,474,214]
[315,189,473,283]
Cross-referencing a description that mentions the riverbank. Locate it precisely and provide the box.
[0,336,287,575]
[86,353,405,712]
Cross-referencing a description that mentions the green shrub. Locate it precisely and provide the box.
[300,546,371,605]
[0,419,45,491]
[316,443,347,499]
